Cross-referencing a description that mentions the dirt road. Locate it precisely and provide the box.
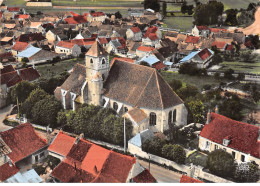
[53,6,143,10]
[241,7,260,35]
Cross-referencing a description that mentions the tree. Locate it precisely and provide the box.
[162,2,167,17]
[177,84,200,101]
[181,2,188,14]
[21,88,48,119]
[169,79,182,91]
[22,57,29,63]
[115,11,122,19]
[225,9,238,26]
[140,61,150,67]
[144,0,160,12]
[234,161,260,182]
[236,73,245,81]
[186,98,205,123]
[224,68,234,80]
[32,95,63,128]
[207,149,236,178]
[239,50,257,63]
[162,144,186,164]
[142,136,167,156]
[10,81,38,104]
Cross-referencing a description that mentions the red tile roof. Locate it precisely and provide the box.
[200,112,260,158]
[212,41,226,49]
[0,162,19,182]
[209,28,227,33]
[12,42,29,52]
[111,37,126,49]
[70,38,96,46]
[14,14,30,19]
[148,33,159,41]
[185,35,200,44]
[69,11,80,17]
[56,41,77,49]
[133,169,156,183]
[50,133,137,183]
[110,57,135,66]
[1,71,22,87]
[180,175,204,183]
[197,26,209,31]
[152,62,166,70]
[90,12,105,17]
[64,15,88,24]
[131,27,141,33]
[48,132,76,157]
[137,46,155,52]
[98,37,109,44]
[7,7,20,12]
[19,67,40,82]
[0,123,47,163]
[1,65,15,74]
[144,26,158,38]
[225,44,234,51]
[198,48,212,61]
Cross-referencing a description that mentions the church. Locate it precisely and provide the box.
[54,41,187,134]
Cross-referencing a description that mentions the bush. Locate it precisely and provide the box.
[234,161,260,183]
[3,119,19,127]
[224,68,235,80]
[142,136,167,156]
[203,84,211,91]
[169,79,182,91]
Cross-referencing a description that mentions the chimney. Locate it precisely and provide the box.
[75,133,84,144]
[74,162,77,170]
[94,165,98,174]
[215,105,219,114]
[206,110,211,124]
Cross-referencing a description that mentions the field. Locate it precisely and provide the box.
[219,61,260,75]
[160,71,228,91]
[35,58,84,79]
[163,16,193,31]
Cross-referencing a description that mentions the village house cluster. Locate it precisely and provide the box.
[0,2,259,183]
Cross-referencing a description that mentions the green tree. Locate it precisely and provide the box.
[171,144,186,164]
[140,61,150,67]
[32,95,63,128]
[177,84,200,101]
[142,136,167,156]
[22,57,29,63]
[162,2,167,17]
[224,68,235,80]
[207,149,236,178]
[186,98,205,123]
[225,9,238,26]
[115,11,122,19]
[10,81,38,104]
[220,95,243,121]
[21,88,48,119]
[169,79,182,91]
[234,161,260,182]
[239,50,257,63]
[144,0,160,12]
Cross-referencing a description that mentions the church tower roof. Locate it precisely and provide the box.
[86,41,107,57]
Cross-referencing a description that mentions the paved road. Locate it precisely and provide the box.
[0,105,12,132]
[137,159,182,183]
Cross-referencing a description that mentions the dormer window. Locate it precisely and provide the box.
[223,139,230,146]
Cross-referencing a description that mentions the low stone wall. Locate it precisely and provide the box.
[26,2,52,7]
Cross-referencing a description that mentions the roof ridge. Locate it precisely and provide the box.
[154,70,164,109]
[134,69,155,107]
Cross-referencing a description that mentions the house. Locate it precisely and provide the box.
[179,175,204,183]
[142,26,161,47]
[55,42,188,134]
[126,27,142,41]
[55,41,81,57]
[16,33,47,46]
[192,25,210,37]
[2,168,43,183]
[0,123,48,168]
[64,15,88,27]
[107,37,127,54]
[212,41,228,51]
[199,111,260,165]
[185,35,201,45]
[127,41,141,57]
[87,11,106,22]
[14,14,30,21]
[128,129,154,151]
[0,52,16,63]
[179,48,214,68]
[136,46,155,59]
[46,28,68,44]
[0,37,13,46]
[48,131,156,183]
[28,22,45,33]
[16,46,42,62]
[138,55,166,70]
[11,42,30,55]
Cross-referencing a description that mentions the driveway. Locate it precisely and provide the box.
[0,105,13,132]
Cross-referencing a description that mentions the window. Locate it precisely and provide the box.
[232,151,236,159]
[206,141,210,149]
[40,152,45,158]
[113,102,118,111]
[124,107,128,113]
[90,58,93,63]
[35,155,39,162]
[102,99,106,106]
[214,144,218,150]
[149,112,156,126]
[241,155,245,162]
[173,109,177,122]
[168,111,172,124]
[102,58,106,64]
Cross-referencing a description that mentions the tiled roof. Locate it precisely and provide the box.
[67,140,92,162]
[0,123,47,163]
[180,175,204,183]
[110,57,135,66]
[0,162,19,182]
[200,112,260,158]
[30,22,42,28]
[64,15,88,24]
[98,37,109,44]
[56,41,77,49]
[185,35,200,44]
[7,7,20,12]
[90,12,105,17]
[225,44,234,51]
[86,41,107,57]
[148,33,158,41]
[1,64,15,74]
[196,25,209,31]
[133,169,156,183]
[144,26,158,38]
[69,38,96,46]
[12,42,29,52]
[19,67,40,82]
[16,33,46,42]
[1,71,22,87]
[197,48,213,61]
[48,132,76,157]
[209,28,227,33]
[14,14,30,19]
[137,46,155,52]
[103,60,183,109]
[1,37,13,42]
[212,41,226,49]
[128,108,148,125]
[152,61,166,70]
[130,27,141,33]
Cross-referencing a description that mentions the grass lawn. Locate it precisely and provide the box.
[186,151,208,167]
[35,58,84,79]
[160,71,228,91]
[3,0,26,6]
[163,16,193,32]
[219,61,260,75]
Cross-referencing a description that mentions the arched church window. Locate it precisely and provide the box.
[168,111,172,124]
[102,74,105,80]
[90,58,93,63]
[113,102,118,111]
[102,99,106,106]
[102,58,106,64]
[173,109,177,122]
[149,112,156,126]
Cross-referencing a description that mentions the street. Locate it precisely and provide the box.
[0,105,12,132]
[137,159,182,183]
